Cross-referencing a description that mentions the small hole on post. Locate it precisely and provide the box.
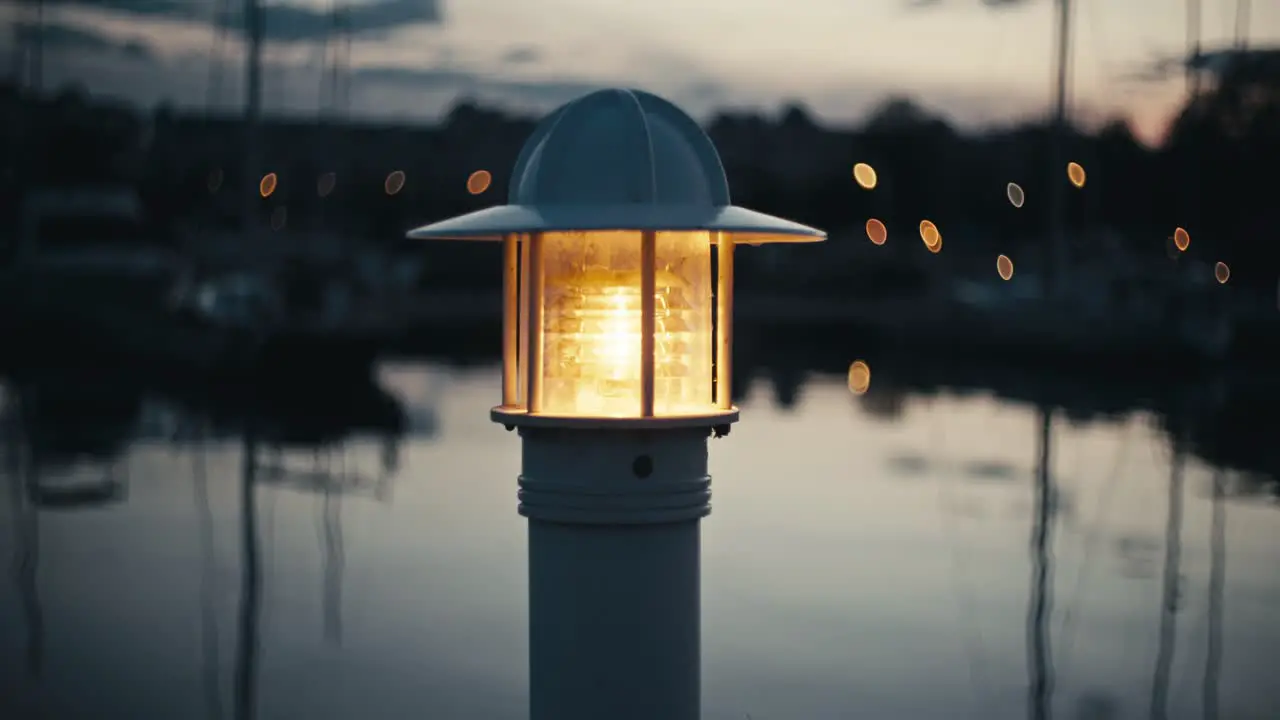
[632,455,653,479]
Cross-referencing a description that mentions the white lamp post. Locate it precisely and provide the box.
[408,88,825,720]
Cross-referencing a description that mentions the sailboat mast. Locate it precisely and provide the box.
[24,0,45,92]
[1046,0,1070,299]
[1234,0,1250,50]
[243,0,264,234]
[1187,0,1202,97]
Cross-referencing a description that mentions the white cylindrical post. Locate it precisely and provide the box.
[518,425,712,720]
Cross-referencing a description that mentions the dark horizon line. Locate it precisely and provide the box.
[13,77,1168,145]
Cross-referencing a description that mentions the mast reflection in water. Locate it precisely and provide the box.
[192,422,224,720]
[1027,405,1056,720]
[235,427,262,720]
[5,386,43,686]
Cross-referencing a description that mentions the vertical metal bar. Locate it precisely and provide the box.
[526,232,545,414]
[518,235,530,406]
[640,231,656,418]
[501,233,519,407]
[714,232,734,410]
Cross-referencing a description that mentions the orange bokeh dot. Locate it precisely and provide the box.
[866,218,887,245]
[1173,227,1190,252]
[997,254,1014,280]
[847,360,871,395]
[467,170,492,195]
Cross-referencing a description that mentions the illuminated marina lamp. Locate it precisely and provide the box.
[409,88,825,425]
[407,88,825,720]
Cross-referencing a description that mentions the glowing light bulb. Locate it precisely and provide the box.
[539,231,712,417]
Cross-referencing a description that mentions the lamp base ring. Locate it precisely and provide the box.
[491,406,739,431]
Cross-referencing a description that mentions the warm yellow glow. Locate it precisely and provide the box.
[1215,261,1230,284]
[927,234,943,253]
[1006,182,1024,208]
[385,170,406,195]
[847,360,871,395]
[1067,162,1086,188]
[919,220,940,249]
[1174,227,1190,252]
[538,231,713,417]
[853,163,878,190]
[866,218,887,245]
[259,173,277,198]
[997,254,1014,280]
[467,170,492,195]
[317,172,336,197]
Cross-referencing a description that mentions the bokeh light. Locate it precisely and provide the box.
[1067,162,1086,188]
[317,172,336,197]
[919,220,940,250]
[1006,182,1024,208]
[1215,261,1230,284]
[997,254,1014,280]
[853,163,878,190]
[467,169,492,195]
[866,218,887,245]
[385,170,406,195]
[1173,227,1190,252]
[927,234,943,253]
[259,172,277,198]
[847,360,871,395]
[270,206,287,231]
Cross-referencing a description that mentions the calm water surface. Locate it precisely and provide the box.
[2,362,1278,719]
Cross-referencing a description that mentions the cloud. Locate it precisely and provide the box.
[905,0,1030,9]
[500,46,540,66]
[352,65,630,115]
[14,19,153,60]
[255,0,445,42]
[8,0,444,42]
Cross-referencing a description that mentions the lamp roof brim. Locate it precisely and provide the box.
[406,204,825,244]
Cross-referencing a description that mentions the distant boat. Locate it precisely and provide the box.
[177,0,416,379]
[0,184,261,375]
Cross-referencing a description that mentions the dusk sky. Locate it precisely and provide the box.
[5,0,1278,144]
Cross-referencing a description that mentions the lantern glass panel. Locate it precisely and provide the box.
[534,230,713,417]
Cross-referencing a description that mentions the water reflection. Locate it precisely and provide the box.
[1027,406,1056,720]
[0,356,1275,719]
[1149,429,1185,720]
[4,387,42,686]
[1203,470,1226,720]
[236,427,262,720]
[322,487,345,647]
[191,425,224,720]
